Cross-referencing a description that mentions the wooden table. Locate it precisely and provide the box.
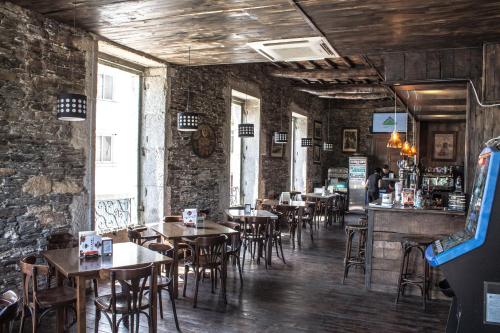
[225,209,278,265]
[276,201,306,246]
[149,221,238,298]
[42,242,172,333]
[304,193,336,200]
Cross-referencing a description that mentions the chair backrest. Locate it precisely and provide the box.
[47,232,77,250]
[244,217,269,239]
[127,229,143,245]
[0,290,19,324]
[19,256,50,307]
[163,215,182,223]
[193,235,227,267]
[219,222,241,251]
[100,263,154,314]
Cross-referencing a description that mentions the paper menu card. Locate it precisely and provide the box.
[79,231,102,257]
[183,208,197,225]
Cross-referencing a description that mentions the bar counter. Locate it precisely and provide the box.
[365,204,466,298]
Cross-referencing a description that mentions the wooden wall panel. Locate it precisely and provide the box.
[483,43,500,103]
[384,48,482,83]
[419,121,466,168]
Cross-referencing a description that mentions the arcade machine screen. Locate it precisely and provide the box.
[432,153,490,255]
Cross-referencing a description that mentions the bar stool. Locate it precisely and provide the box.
[342,217,368,284]
[395,235,434,310]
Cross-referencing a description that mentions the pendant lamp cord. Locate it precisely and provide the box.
[328,100,331,141]
[394,90,397,132]
[187,47,191,112]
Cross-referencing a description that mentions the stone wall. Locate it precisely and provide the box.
[166,63,327,219]
[0,2,95,290]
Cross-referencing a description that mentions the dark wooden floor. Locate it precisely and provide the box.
[26,215,449,332]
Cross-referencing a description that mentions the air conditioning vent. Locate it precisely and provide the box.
[247,37,339,62]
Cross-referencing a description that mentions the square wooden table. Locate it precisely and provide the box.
[148,221,238,298]
[42,242,172,333]
[225,209,278,265]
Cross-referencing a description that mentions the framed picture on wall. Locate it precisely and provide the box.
[432,132,457,161]
[270,136,285,158]
[313,143,321,164]
[314,121,322,140]
[342,128,359,153]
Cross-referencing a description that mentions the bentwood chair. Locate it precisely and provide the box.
[183,235,228,308]
[19,255,76,333]
[219,221,243,286]
[146,243,180,330]
[46,232,100,298]
[163,215,191,259]
[241,217,270,269]
[127,229,161,246]
[0,290,19,333]
[95,264,155,333]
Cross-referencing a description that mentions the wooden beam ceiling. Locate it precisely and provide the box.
[295,84,387,95]
[319,93,390,100]
[269,68,378,80]
[296,0,500,55]
[11,0,318,65]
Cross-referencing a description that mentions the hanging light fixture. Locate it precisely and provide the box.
[238,123,254,137]
[323,100,333,151]
[57,1,87,121]
[387,90,402,148]
[238,64,254,138]
[177,47,199,131]
[301,137,313,147]
[400,101,412,156]
[409,90,418,157]
[274,94,288,144]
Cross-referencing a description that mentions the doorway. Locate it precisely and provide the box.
[94,63,140,232]
[291,112,308,192]
[229,90,261,206]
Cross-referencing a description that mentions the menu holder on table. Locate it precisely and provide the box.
[183,208,197,227]
[79,231,102,258]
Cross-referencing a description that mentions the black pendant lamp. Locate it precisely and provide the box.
[178,47,199,131]
[323,100,333,151]
[274,131,288,144]
[57,2,87,121]
[238,65,255,138]
[238,123,254,137]
[57,93,87,121]
[301,138,313,147]
[274,94,288,144]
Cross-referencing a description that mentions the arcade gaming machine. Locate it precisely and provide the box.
[425,142,500,333]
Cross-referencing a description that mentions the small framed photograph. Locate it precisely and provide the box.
[432,132,457,161]
[270,137,285,158]
[313,143,321,164]
[314,121,322,140]
[342,128,359,153]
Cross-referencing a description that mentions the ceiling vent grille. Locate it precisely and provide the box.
[247,37,339,62]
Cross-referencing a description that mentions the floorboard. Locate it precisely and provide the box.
[20,214,449,332]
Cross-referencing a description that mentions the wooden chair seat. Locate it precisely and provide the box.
[185,255,223,269]
[95,293,150,314]
[33,286,76,308]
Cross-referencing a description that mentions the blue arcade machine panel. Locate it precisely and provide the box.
[425,146,500,267]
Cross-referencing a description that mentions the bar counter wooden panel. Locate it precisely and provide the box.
[365,206,465,299]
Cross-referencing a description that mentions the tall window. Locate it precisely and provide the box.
[229,90,261,207]
[291,113,308,192]
[95,63,140,232]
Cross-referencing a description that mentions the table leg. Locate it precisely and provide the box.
[75,276,86,333]
[55,270,64,333]
[173,240,179,298]
[298,207,303,246]
[151,264,158,333]
[267,220,273,265]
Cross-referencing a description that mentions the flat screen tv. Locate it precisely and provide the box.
[372,112,407,133]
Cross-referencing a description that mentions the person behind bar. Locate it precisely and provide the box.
[381,164,394,193]
[367,168,382,202]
